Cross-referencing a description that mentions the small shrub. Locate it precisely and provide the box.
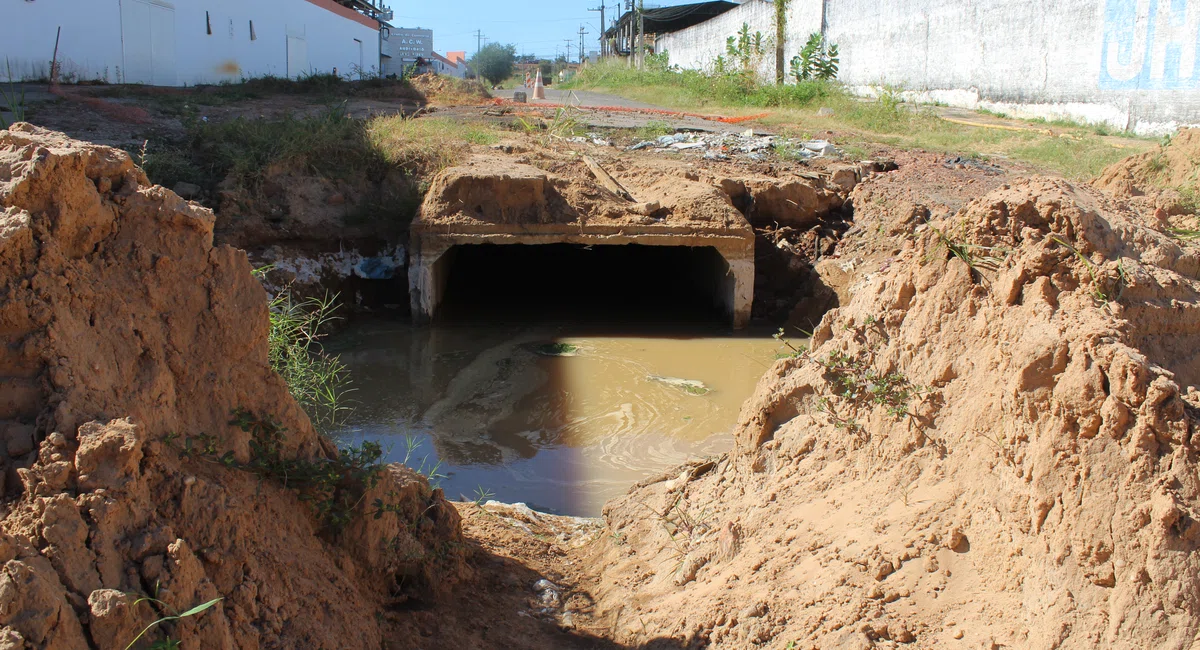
[790,33,839,82]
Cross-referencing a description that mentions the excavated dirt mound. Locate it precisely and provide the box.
[582,175,1200,648]
[1095,128,1200,201]
[410,73,491,107]
[0,124,464,649]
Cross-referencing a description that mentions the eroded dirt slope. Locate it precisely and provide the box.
[0,124,463,649]
[582,174,1200,648]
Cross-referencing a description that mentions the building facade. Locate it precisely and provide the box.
[3,0,380,85]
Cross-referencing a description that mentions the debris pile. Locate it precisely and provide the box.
[626,130,842,162]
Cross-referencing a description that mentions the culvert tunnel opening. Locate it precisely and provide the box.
[435,243,736,326]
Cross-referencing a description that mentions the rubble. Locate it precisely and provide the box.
[625,130,843,161]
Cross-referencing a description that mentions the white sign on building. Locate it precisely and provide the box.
[390,28,433,61]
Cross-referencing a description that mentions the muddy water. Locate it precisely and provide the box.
[327,320,784,516]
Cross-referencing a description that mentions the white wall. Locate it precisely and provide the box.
[1,0,379,85]
[655,0,824,81]
[648,0,1200,134]
[826,0,1200,134]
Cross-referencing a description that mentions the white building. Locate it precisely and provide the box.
[3,0,381,85]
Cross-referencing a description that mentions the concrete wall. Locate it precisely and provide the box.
[2,0,379,86]
[655,0,824,81]
[650,0,1200,134]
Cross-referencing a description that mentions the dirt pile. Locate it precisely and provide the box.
[0,124,464,649]
[1095,128,1200,199]
[410,73,491,107]
[583,174,1200,648]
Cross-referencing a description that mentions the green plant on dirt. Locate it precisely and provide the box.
[125,595,222,650]
[516,101,583,142]
[640,492,711,573]
[1169,227,1200,241]
[170,409,404,534]
[1,59,27,127]
[470,43,517,86]
[634,120,675,140]
[1049,235,1127,307]
[469,485,495,507]
[182,103,386,195]
[819,349,927,420]
[773,327,809,359]
[257,277,352,429]
[927,222,1007,281]
[790,33,839,82]
[400,435,445,488]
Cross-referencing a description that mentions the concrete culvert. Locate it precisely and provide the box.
[434,243,737,324]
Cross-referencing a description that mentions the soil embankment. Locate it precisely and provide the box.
[0,124,464,649]
[575,166,1200,647]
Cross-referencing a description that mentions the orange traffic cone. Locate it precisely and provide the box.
[533,69,546,100]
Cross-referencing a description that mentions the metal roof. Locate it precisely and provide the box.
[603,1,739,38]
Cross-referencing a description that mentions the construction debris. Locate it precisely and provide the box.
[625,131,843,161]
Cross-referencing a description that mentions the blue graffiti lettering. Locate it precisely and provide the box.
[1101,0,1200,89]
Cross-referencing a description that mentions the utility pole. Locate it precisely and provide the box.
[565,40,573,65]
[475,29,485,54]
[578,26,587,64]
[636,0,644,70]
[589,3,605,57]
[624,0,634,67]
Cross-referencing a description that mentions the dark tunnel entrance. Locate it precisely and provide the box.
[436,243,735,325]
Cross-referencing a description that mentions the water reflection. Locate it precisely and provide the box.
[327,318,782,516]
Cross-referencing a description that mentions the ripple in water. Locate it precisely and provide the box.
[327,320,783,516]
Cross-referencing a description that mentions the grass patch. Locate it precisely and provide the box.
[562,59,839,110]
[633,119,676,141]
[98,73,421,115]
[565,60,1154,179]
[368,114,501,173]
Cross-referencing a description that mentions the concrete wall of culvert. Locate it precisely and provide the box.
[2,0,379,86]
[654,0,1200,134]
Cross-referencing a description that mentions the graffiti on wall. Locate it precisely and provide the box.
[1102,0,1200,89]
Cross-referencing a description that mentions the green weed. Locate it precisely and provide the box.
[1169,227,1200,241]
[819,349,926,419]
[1,59,26,127]
[126,595,222,650]
[260,281,352,429]
[173,409,398,534]
[1049,236,1126,307]
[633,120,675,141]
[773,327,809,359]
[928,223,1007,279]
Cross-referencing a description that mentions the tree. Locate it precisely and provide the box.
[470,43,517,86]
[775,0,790,85]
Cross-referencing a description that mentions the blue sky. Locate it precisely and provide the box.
[389,1,696,60]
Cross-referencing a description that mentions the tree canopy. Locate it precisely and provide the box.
[470,43,517,86]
